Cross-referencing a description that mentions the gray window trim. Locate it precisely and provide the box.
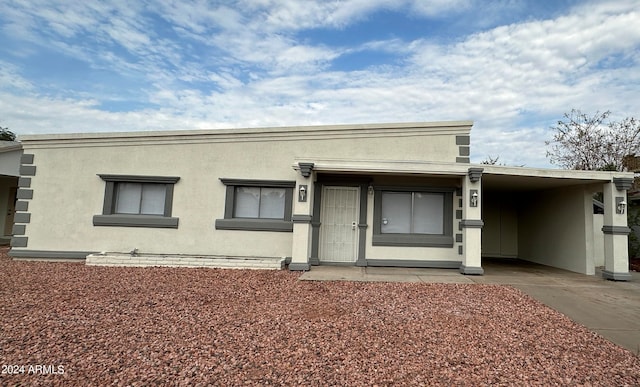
[95,174,180,229]
[216,178,295,232]
[372,186,454,248]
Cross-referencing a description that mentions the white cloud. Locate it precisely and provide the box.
[0,0,638,168]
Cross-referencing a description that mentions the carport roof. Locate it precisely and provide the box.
[293,158,632,191]
[481,165,632,191]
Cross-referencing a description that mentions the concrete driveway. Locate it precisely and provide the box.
[299,259,640,353]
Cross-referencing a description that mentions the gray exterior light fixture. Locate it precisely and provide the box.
[470,190,478,207]
[298,185,308,202]
[616,198,627,214]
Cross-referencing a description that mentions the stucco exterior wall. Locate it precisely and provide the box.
[14,122,471,257]
[593,214,605,267]
[481,191,518,258]
[0,146,21,177]
[517,185,594,274]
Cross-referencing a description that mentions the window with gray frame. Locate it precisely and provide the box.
[93,174,180,228]
[215,178,294,232]
[373,187,453,247]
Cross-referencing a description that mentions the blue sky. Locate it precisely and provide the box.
[0,0,639,167]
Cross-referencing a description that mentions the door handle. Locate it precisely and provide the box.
[352,221,357,230]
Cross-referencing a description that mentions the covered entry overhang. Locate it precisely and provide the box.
[289,158,634,280]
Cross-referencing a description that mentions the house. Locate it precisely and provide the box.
[8,121,635,280]
[0,141,22,246]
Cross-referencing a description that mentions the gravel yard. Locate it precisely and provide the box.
[1,247,639,386]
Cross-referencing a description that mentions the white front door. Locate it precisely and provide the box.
[319,186,359,264]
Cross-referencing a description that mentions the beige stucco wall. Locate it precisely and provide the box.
[593,214,605,267]
[0,146,21,177]
[481,191,518,258]
[517,185,595,274]
[16,122,470,257]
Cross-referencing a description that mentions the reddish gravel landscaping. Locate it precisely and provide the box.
[1,247,639,386]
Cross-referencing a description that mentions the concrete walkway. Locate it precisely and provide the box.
[299,260,640,354]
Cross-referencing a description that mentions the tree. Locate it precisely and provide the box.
[0,125,16,141]
[545,109,640,171]
[480,155,502,165]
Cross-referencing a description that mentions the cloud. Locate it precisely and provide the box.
[0,0,638,169]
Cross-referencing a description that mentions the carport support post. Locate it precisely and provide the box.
[602,179,632,281]
[289,163,315,271]
[460,168,484,275]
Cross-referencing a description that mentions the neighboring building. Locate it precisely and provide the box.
[0,141,22,246]
[8,121,635,280]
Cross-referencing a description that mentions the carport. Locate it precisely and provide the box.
[479,165,633,279]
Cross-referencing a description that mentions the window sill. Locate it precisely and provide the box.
[93,214,179,228]
[372,234,453,248]
[215,218,293,232]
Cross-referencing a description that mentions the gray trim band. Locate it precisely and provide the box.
[18,177,31,188]
[468,167,483,182]
[366,259,460,269]
[298,163,314,178]
[460,219,484,228]
[292,215,313,223]
[9,249,91,260]
[19,165,36,176]
[456,135,470,145]
[372,235,454,248]
[602,225,631,235]
[219,178,295,188]
[16,188,33,200]
[288,262,311,271]
[93,214,179,228]
[14,212,31,224]
[99,174,180,184]
[460,265,484,275]
[601,270,631,281]
[613,177,633,191]
[21,154,34,164]
[12,224,26,235]
[10,237,28,247]
[215,218,293,232]
[15,201,28,211]
[456,157,470,163]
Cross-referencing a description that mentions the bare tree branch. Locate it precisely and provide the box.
[545,109,639,171]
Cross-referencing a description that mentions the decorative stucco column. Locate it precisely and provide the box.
[460,167,484,275]
[289,163,315,271]
[601,177,633,281]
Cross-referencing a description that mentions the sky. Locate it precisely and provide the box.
[0,0,639,167]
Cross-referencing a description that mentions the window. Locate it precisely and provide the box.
[234,187,286,219]
[93,175,180,228]
[215,178,294,232]
[115,183,167,215]
[381,192,444,234]
[373,188,453,247]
